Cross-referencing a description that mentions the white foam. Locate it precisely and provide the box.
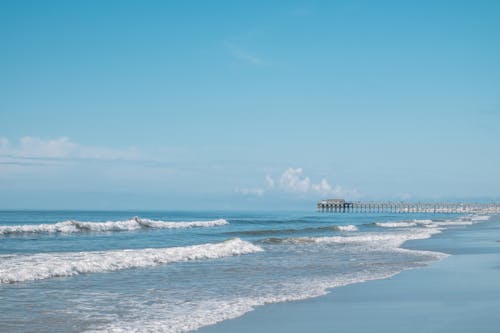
[87,268,441,333]
[80,222,452,333]
[413,219,433,224]
[335,225,358,231]
[429,221,475,227]
[0,238,262,284]
[86,274,395,333]
[375,218,479,228]
[471,215,490,221]
[0,218,229,235]
[85,214,479,333]
[314,228,441,248]
[375,222,418,228]
[264,228,443,249]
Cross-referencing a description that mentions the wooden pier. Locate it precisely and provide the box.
[317,199,500,214]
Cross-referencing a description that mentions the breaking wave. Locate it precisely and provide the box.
[0,238,262,284]
[429,221,475,227]
[260,228,443,249]
[373,218,481,228]
[470,215,490,221]
[372,219,433,228]
[0,218,229,235]
[227,224,358,237]
[86,227,446,333]
[374,222,418,228]
[335,225,358,231]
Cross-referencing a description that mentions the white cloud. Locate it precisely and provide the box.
[0,136,143,161]
[18,137,76,158]
[236,174,273,197]
[279,167,311,193]
[262,167,360,199]
[311,178,332,195]
[265,175,275,188]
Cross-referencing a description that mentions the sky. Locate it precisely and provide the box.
[1,0,500,210]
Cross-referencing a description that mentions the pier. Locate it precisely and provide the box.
[317,199,500,214]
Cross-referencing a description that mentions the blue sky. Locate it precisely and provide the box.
[1,0,499,210]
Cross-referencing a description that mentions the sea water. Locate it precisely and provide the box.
[0,210,489,332]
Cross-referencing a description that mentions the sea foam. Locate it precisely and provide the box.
[374,218,480,228]
[470,215,490,221]
[335,225,358,231]
[0,238,262,284]
[429,221,475,227]
[374,222,418,228]
[227,224,358,237]
[86,273,398,333]
[0,218,229,235]
[261,228,443,249]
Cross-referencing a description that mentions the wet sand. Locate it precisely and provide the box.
[199,216,500,333]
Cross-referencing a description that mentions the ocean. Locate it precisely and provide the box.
[0,210,490,332]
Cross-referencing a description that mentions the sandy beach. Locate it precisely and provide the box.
[199,215,500,333]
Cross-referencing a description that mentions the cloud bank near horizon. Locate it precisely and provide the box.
[1,137,357,200]
[0,136,142,162]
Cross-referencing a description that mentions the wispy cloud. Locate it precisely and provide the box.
[226,43,266,66]
[0,136,143,162]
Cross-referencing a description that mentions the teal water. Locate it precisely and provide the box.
[0,211,488,332]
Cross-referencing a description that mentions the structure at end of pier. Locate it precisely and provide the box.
[317,198,500,214]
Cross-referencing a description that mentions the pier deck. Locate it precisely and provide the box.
[317,199,500,214]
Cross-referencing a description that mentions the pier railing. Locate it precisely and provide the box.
[317,201,500,214]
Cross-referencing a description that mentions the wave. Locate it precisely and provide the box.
[260,228,442,248]
[334,225,358,231]
[373,218,479,228]
[374,222,418,228]
[0,238,262,284]
[226,224,358,237]
[226,228,300,237]
[309,225,358,232]
[373,219,434,228]
[87,273,401,333]
[429,221,475,227]
[413,219,433,223]
[470,215,490,221]
[0,218,229,235]
[87,258,445,333]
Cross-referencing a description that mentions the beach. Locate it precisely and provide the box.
[200,215,500,333]
[0,211,497,332]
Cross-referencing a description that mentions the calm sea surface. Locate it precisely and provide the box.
[0,210,488,332]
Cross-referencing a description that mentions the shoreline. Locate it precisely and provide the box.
[199,216,500,333]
